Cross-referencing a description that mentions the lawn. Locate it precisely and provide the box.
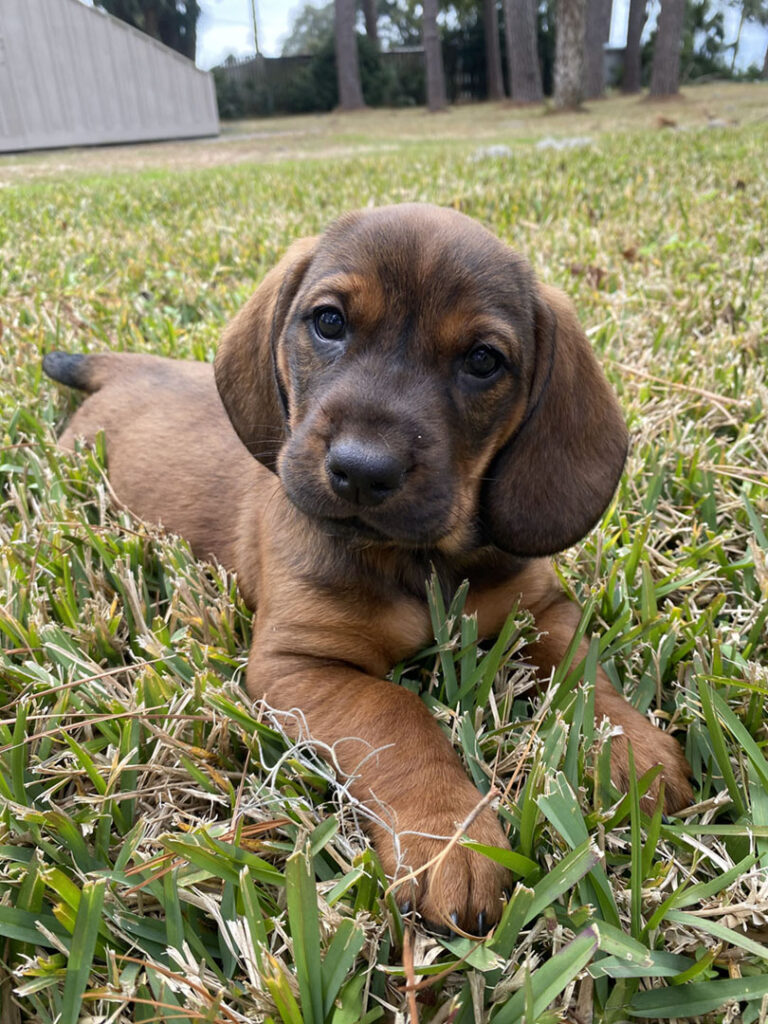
[0,81,767,1022]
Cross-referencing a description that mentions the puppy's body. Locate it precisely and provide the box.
[53,354,255,573]
[45,204,692,931]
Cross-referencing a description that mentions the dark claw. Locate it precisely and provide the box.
[661,814,670,825]
[477,911,486,934]
[689,776,699,791]
[450,911,459,930]
[503,887,512,901]
[400,901,411,916]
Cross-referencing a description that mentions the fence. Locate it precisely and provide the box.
[213,44,627,117]
[214,48,447,116]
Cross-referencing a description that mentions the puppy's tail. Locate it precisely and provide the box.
[42,351,107,393]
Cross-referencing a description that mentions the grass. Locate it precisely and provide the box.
[0,80,767,1022]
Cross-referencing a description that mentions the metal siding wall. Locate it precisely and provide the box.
[0,0,219,152]
[0,33,23,140]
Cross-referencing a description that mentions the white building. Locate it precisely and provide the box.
[0,0,219,153]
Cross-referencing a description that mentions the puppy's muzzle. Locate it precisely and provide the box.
[326,440,405,508]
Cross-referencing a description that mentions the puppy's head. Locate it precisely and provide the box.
[215,204,627,556]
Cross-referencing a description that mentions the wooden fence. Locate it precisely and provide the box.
[213,47,483,115]
[213,44,625,116]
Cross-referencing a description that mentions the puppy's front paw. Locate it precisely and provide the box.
[609,717,693,814]
[374,789,511,934]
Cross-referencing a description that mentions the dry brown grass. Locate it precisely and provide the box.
[0,80,765,182]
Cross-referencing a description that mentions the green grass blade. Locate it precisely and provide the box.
[537,772,621,925]
[0,905,70,946]
[524,839,602,925]
[60,878,106,1024]
[490,885,535,959]
[591,953,693,979]
[426,572,459,704]
[666,909,768,962]
[461,839,538,880]
[238,867,269,973]
[629,975,768,1018]
[628,748,643,939]
[709,686,768,790]
[321,919,365,1017]
[285,842,324,1024]
[697,679,746,815]
[491,925,599,1024]
[162,867,184,954]
[742,490,768,548]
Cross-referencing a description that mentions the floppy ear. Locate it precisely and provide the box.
[214,238,318,471]
[483,283,628,557]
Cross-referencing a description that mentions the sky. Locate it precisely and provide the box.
[196,0,285,67]
[79,1,767,73]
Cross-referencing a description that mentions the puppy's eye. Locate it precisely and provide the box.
[463,344,502,379]
[313,306,346,341]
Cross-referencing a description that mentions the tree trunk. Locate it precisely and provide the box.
[184,4,199,62]
[622,0,646,92]
[334,0,365,110]
[144,4,160,42]
[174,0,199,61]
[554,0,587,109]
[584,0,611,97]
[423,0,448,111]
[729,5,746,70]
[361,0,378,47]
[649,0,685,95]
[763,40,768,78]
[504,0,544,102]
[484,0,506,99]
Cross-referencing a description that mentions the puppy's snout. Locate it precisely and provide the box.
[326,440,405,508]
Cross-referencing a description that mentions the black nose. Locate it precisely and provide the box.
[326,441,405,507]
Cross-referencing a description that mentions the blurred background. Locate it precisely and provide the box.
[1,0,766,153]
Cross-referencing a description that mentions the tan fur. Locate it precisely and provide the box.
[48,204,692,933]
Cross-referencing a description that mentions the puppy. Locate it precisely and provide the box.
[43,203,692,932]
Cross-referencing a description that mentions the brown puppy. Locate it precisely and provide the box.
[43,203,692,932]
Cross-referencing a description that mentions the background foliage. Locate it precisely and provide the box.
[212,0,766,118]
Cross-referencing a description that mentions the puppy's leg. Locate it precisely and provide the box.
[526,586,693,813]
[469,563,691,812]
[249,649,511,933]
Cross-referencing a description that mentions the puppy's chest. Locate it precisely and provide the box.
[350,579,523,678]
[308,550,525,675]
